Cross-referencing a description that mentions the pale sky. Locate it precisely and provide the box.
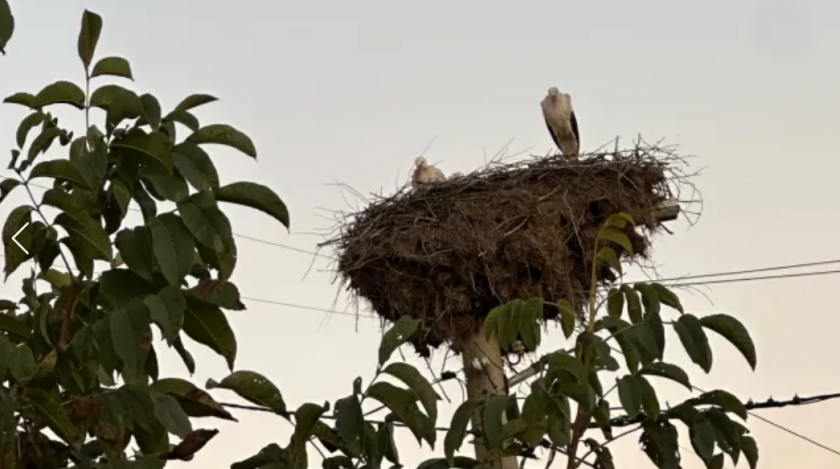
[2,0,840,468]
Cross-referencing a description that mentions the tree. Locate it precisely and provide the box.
[0,8,288,468]
[0,8,760,469]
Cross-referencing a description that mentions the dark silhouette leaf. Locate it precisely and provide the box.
[639,362,692,390]
[183,297,237,370]
[382,362,440,421]
[444,399,480,466]
[617,375,642,419]
[207,370,286,415]
[215,181,289,229]
[77,9,102,68]
[674,314,713,373]
[33,80,85,109]
[91,56,133,80]
[187,124,256,158]
[699,314,756,370]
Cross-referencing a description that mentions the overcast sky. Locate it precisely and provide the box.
[2,0,840,468]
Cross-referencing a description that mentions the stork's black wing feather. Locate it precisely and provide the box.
[544,117,561,150]
[569,111,580,146]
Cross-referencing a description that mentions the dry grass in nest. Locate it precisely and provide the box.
[320,139,700,357]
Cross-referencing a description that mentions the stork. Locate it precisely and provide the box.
[540,87,580,161]
[411,156,446,189]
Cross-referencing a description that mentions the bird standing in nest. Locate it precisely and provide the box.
[541,87,580,161]
[411,156,446,189]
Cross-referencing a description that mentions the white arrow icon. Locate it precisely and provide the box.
[12,222,29,254]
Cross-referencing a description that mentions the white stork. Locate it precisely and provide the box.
[540,87,580,161]
[411,156,446,189]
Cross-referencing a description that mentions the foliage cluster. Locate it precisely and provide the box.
[0,8,290,468]
[0,6,761,469]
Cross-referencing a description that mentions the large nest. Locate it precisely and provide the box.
[322,141,698,357]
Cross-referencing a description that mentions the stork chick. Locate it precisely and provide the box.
[540,87,580,161]
[411,156,446,189]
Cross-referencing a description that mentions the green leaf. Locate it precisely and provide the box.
[29,159,91,189]
[139,93,162,130]
[8,343,34,382]
[24,388,79,444]
[617,375,642,419]
[699,313,756,370]
[89,84,143,128]
[674,314,713,373]
[115,226,155,281]
[149,218,180,284]
[177,191,230,250]
[639,362,692,390]
[4,93,37,110]
[482,395,510,450]
[0,178,20,205]
[418,457,482,469]
[111,129,174,172]
[496,299,515,350]
[554,299,576,339]
[173,142,220,191]
[91,56,133,80]
[215,181,290,228]
[740,435,758,469]
[173,338,196,375]
[33,80,85,109]
[518,298,541,351]
[151,377,235,421]
[602,212,635,230]
[71,137,108,191]
[188,279,244,310]
[708,453,725,469]
[637,375,660,421]
[622,285,642,324]
[77,9,102,68]
[547,353,588,384]
[606,288,624,318]
[16,111,44,149]
[151,392,192,438]
[173,94,218,113]
[333,395,365,451]
[444,399,480,466]
[110,300,150,373]
[634,283,661,316]
[598,227,634,255]
[2,204,31,278]
[165,109,200,132]
[0,313,30,340]
[187,124,257,158]
[140,164,189,202]
[145,285,186,344]
[652,282,684,313]
[689,418,716,462]
[596,246,622,274]
[367,381,433,446]
[159,213,196,280]
[25,126,60,165]
[484,301,509,341]
[0,0,13,55]
[291,401,326,443]
[206,370,286,415]
[378,316,420,366]
[691,390,747,420]
[382,362,440,421]
[183,297,237,370]
[55,210,112,261]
